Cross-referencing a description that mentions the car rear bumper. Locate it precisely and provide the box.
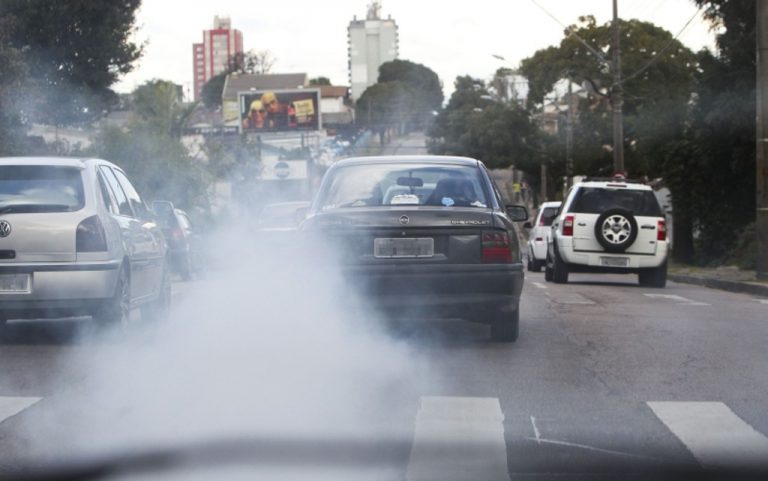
[341,262,524,321]
[0,261,121,317]
[556,238,669,270]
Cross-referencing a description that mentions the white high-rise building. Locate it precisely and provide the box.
[348,2,399,102]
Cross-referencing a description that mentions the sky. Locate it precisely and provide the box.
[114,0,719,100]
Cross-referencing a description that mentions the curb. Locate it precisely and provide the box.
[668,274,768,298]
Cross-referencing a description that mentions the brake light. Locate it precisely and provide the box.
[172,228,184,241]
[657,219,667,241]
[482,230,513,263]
[562,215,574,236]
[76,215,107,252]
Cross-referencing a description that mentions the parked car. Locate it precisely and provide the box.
[0,157,171,330]
[525,201,561,272]
[301,155,528,342]
[152,201,200,281]
[546,175,668,287]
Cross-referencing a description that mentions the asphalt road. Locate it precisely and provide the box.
[0,268,766,480]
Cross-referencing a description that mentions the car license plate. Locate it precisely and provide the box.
[601,256,629,267]
[374,238,434,258]
[0,274,30,293]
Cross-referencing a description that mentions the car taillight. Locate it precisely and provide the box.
[172,228,184,242]
[539,217,545,226]
[76,215,107,252]
[562,215,574,237]
[482,230,513,263]
[657,219,667,241]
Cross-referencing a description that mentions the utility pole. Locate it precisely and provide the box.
[611,0,625,174]
[566,75,574,188]
[757,0,768,279]
[541,161,548,202]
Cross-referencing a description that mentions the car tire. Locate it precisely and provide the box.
[639,261,667,288]
[531,258,542,272]
[552,245,569,284]
[142,262,171,322]
[594,208,639,253]
[490,306,519,343]
[544,252,554,282]
[96,266,131,330]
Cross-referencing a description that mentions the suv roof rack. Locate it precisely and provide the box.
[579,175,647,184]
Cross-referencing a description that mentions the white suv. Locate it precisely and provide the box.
[545,176,668,287]
[526,201,561,272]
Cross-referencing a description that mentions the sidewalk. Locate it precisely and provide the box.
[668,264,768,297]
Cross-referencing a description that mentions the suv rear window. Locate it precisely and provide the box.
[569,187,662,217]
[0,165,84,213]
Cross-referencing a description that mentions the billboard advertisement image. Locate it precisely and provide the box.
[239,89,321,133]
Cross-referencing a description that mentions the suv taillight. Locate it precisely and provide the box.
[76,215,107,252]
[482,230,513,263]
[657,219,667,241]
[562,215,574,237]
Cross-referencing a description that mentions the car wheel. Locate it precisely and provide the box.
[544,252,554,282]
[96,266,130,330]
[639,261,667,288]
[531,258,542,273]
[552,245,569,284]
[595,208,639,253]
[142,262,171,322]
[490,306,519,343]
[179,253,193,281]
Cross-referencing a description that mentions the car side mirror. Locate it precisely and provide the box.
[505,205,529,222]
[523,221,533,229]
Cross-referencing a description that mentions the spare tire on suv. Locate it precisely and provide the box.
[594,208,638,253]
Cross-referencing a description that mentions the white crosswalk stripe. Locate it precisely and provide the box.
[406,396,510,481]
[643,293,710,306]
[648,401,768,469]
[0,396,42,424]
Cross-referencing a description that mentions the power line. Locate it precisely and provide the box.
[620,6,703,85]
[528,0,610,66]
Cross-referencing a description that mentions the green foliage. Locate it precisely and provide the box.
[201,73,227,109]
[0,0,142,126]
[428,76,541,171]
[87,80,211,211]
[0,13,28,155]
[378,59,444,111]
[309,77,332,86]
[356,81,415,132]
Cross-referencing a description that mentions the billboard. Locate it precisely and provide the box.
[239,89,321,133]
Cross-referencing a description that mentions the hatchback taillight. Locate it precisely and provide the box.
[172,228,184,242]
[76,215,107,252]
[657,219,667,241]
[562,215,574,237]
[482,230,513,263]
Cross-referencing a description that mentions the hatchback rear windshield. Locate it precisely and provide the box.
[319,163,489,210]
[538,207,559,226]
[0,165,85,213]
[568,187,662,217]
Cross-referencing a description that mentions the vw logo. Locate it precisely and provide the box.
[399,215,410,225]
[0,220,10,238]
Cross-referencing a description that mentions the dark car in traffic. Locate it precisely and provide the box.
[300,156,528,342]
[152,201,200,281]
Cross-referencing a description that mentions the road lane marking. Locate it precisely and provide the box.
[546,292,595,305]
[523,436,667,461]
[756,299,768,305]
[643,294,710,306]
[532,282,548,290]
[648,401,768,469]
[0,396,42,424]
[530,416,541,444]
[406,396,510,481]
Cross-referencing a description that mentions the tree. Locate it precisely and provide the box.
[0,13,28,155]
[201,73,228,108]
[378,59,443,111]
[0,0,143,125]
[309,77,332,86]
[428,76,541,171]
[230,49,276,75]
[357,81,415,143]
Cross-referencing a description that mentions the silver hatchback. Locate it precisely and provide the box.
[0,157,170,329]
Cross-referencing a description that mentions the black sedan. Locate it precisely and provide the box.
[301,156,528,342]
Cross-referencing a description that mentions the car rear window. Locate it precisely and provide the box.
[318,163,489,210]
[0,165,84,213]
[538,207,559,226]
[569,187,662,217]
